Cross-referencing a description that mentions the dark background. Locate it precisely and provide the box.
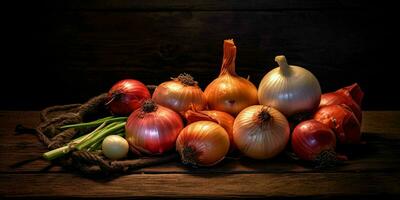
[2,0,399,110]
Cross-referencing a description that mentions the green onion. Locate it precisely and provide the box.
[43,116,127,160]
[42,125,103,160]
[75,122,126,151]
[60,116,127,129]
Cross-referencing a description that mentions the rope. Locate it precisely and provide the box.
[16,88,176,174]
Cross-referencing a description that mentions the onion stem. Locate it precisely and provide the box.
[275,55,291,75]
[219,39,238,76]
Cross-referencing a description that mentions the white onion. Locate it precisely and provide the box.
[102,135,129,160]
[258,55,321,116]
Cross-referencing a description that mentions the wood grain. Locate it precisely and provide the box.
[1,173,399,198]
[0,111,400,198]
[1,111,399,174]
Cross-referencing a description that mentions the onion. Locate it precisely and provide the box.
[152,73,207,114]
[258,55,321,116]
[336,83,364,106]
[184,110,235,151]
[320,92,362,123]
[233,105,290,159]
[125,100,184,155]
[314,104,361,144]
[102,135,129,160]
[292,120,346,167]
[107,79,151,116]
[176,121,230,166]
[204,39,258,116]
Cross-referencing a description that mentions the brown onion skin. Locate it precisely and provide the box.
[125,102,184,155]
[233,105,290,160]
[176,121,230,166]
[184,110,236,151]
[292,120,337,161]
[314,104,361,144]
[107,79,151,116]
[320,92,362,123]
[152,74,207,115]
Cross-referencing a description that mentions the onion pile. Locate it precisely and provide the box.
[63,39,364,168]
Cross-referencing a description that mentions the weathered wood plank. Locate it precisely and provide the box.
[1,173,399,198]
[362,111,400,134]
[1,111,399,174]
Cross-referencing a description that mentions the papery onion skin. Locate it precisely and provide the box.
[184,110,235,151]
[314,104,361,144]
[204,39,258,116]
[176,121,230,166]
[107,79,151,116]
[125,101,184,155]
[258,55,321,116]
[233,105,290,159]
[152,73,207,114]
[320,92,362,123]
[291,120,337,161]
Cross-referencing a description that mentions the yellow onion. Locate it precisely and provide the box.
[233,105,290,159]
[258,55,321,116]
[184,110,236,151]
[153,73,207,115]
[204,39,258,116]
[176,121,230,166]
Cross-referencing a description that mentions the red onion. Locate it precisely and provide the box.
[336,83,364,106]
[314,104,361,144]
[320,92,362,123]
[292,120,346,167]
[125,100,184,155]
[107,79,151,116]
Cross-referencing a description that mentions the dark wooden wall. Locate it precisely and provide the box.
[3,0,399,110]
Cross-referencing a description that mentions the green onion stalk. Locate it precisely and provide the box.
[43,116,127,160]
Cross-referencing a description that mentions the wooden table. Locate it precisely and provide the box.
[1,111,399,199]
